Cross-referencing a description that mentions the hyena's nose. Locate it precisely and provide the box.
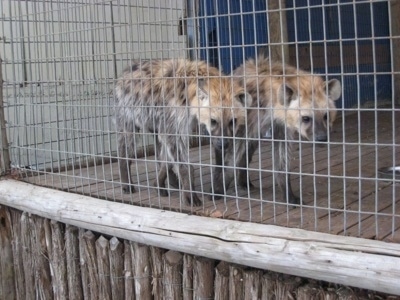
[315,134,327,142]
[216,138,229,150]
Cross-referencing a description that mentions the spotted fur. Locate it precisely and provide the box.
[114,58,252,206]
[212,54,341,204]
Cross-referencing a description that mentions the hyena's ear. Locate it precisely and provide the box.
[278,83,297,106]
[237,92,253,107]
[326,79,342,101]
[197,78,209,102]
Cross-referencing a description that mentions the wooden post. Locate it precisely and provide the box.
[80,230,99,299]
[0,57,11,175]
[183,254,194,300]
[109,237,124,300]
[10,209,26,300]
[47,220,68,300]
[163,250,183,299]
[132,243,152,299]
[21,212,35,297]
[390,1,400,105]
[123,241,135,300]
[65,225,83,300]
[0,207,15,300]
[150,246,165,300]
[268,0,289,63]
[243,269,262,299]
[193,256,215,299]
[229,264,244,300]
[214,261,230,300]
[96,236,112,299]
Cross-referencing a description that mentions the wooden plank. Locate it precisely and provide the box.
[150,246,165,300]
[183,254,194,300]
[47,220,68,300]
[132,243,152,299]
[1,179,400,295]
[20,212,35,297]
[123,241,135,300]
[109,237,125,300]
[30,215,53,299]
[163,250,183,299]
[229,264,244,300]
[214,261,230,300]
[243,269,262,300]
[261,272,301,299]
[65,225,83,300]
[0,207,15,300]
[95,236,112,300]
[10,209,25,300]
[80,230,99,299]
[193,256,215,300]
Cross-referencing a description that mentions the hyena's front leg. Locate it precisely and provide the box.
[273,140,300,205]
[154,162,169,197]
[237,140,257,190]
[211,148,235,200]
[174,164,202,206]
[153,140,180,197]
[117,133,136,194]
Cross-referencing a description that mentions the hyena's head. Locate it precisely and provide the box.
[191,78,253,151]
[276,76,341,141]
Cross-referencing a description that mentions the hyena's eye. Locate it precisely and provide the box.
[211,119,218,127]
[302,116,311,123]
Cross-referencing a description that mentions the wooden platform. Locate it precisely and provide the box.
[24,110,400,243]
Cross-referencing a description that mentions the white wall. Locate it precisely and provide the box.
[1,0,187,170]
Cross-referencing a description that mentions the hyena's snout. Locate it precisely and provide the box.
[213,137,230,151]
[313,123,329,142]
[315,132,328,142]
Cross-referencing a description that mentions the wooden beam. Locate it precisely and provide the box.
[390,0,400,105]
[0,179,399,295]
[268,0,289,63]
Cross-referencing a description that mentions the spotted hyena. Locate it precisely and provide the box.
[114,58,252,206]
[212,54,342,204]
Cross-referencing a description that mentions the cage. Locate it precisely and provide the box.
[1,0,400,296]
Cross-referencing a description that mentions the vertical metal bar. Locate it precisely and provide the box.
[186,0,197,59]
[110,1,118,80]
[0,57,11,174]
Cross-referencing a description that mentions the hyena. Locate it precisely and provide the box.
[114,59,252,206]
[212,54,342,204]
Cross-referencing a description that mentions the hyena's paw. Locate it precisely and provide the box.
[122,184,136,194]
[184,192,202,207]
[153,179,169,197]
[167,172,180,189]
[238,172,254,190]
[288,195,301,205]
[238,179,255,190]
[158,188,169,197]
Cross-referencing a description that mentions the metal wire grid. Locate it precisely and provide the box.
[0,0,399,240]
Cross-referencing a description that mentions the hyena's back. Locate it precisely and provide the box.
[115,59,221,135]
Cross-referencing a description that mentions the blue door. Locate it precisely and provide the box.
[198,0,269,73]
[286,0,392,108]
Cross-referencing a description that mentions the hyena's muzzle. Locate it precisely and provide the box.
[200,123,232,151]
[301,117,331,142]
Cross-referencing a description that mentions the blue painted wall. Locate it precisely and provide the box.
[199,0,268,73]
[198,0,392,108]
[286,0,392,108]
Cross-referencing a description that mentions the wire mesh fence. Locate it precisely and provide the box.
[1,0,399,242]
